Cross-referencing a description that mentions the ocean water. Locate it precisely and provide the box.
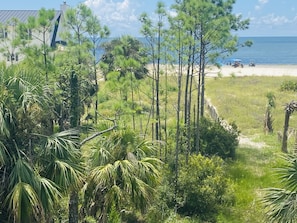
[228,36,297,65]
[97,36,297,65]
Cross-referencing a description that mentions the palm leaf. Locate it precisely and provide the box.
[0,101,13,137]
[6,182,41,223]
[20,90,42,112]
[262,188,297,223]
[276,154,297,191]
[113,160,134,189]
[133,140,158,159]
[0,141,8,165]
[39,129,80,160]
[130,177,154,210]
[38,176,61,214]
[87,139,114,166]
[6,69,45,113]
[35,129,84,192]
[9,158,39,189]
[136,157,162,185]
[50,159,83,191]
[90,163,115,187]
[262,154,297,222]
[105,184,123,208]
[84,129,163,217]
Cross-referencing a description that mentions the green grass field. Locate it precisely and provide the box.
[206,76,297,146]
[206,75,297,222]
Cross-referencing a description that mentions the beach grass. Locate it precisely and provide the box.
[206,75,297,147]
[218,146,283,222]
[206,75,297,222]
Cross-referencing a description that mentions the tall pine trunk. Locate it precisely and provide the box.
[174,24,183,213]
[184,44,192,164]
[69,70,80,223]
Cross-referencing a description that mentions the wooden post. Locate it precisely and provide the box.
[282,110,290,153]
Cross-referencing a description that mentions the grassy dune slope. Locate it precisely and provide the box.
[206,76,297,222]
[206,76,297,145]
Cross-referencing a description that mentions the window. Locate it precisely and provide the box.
[7,53,19,62]
[28,29,32,39]
[0,28,7,39]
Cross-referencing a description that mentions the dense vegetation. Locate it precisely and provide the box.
[1,1,296,223]
[206,76,297,223]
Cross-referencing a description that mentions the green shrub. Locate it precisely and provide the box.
[107,203,121,223]
[178,154,235,222]
[280,80,297,92]
[199,118,239,159]
[164,212,201,222]
[97,91,110,103]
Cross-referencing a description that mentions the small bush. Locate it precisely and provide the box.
[199,118,239,159]
[178,154,235,222]
[280,80,297,92]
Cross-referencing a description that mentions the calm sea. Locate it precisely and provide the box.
[97,36,297,65]
[228,36,297,65]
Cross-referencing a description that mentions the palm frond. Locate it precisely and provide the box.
[6,182,41,223]
[84,129,163,217]
[40,129,80,160]
[50,159,83,191]
[9,158,39,190]
[262,188,297,223]
[105,184,123,208]
[275,154,297,191]
[0,101,13,137]
[134,140,158,159]
[20,90,42,112]
[0,140,8,165]
[262,154,297,222]
[38,176,61,214]
[89,146,113,166]
[90,164,114,187]
[136,157,162,185]
[130,177,154,211]
[114,160,134,188]
[7,71,45,113]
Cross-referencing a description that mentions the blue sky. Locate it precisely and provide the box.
[2,0,297,37]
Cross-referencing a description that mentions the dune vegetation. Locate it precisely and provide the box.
[2,0,297,222]
[206,75,297,222]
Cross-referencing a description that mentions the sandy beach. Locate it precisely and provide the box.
[206,64,297,77]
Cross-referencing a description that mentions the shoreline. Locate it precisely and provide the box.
[146,64,297,77]
[206,64,297,77]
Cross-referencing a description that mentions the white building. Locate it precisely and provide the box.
[0,2,68,63]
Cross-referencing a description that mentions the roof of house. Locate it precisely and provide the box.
[0,10,61,24]
[0,4,69,47]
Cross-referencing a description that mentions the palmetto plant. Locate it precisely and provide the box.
[0,64,83,223]
[262,154,297,223]
[82,129,162,222]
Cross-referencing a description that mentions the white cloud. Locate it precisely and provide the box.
[292,15,297,23]
[84,0,104,7]
[257,14,289,25]
[84,0,140,36]
[167,9,177,18]
[255,0,269,10]
[258,0,268,4]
